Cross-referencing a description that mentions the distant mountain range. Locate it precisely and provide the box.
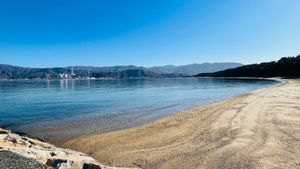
[0,62,242,79]
[195,55,300,78]
[148,63,243,76]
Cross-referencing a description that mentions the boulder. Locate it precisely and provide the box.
[46,159,67,168]
[83,163,102,169]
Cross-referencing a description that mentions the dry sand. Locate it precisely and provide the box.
[63,79,300,169]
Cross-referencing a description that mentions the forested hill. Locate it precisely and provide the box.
[195,55,300,78]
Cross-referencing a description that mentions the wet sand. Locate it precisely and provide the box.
[63,79,300,169]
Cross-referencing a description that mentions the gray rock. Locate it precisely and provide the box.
[46,159,67,168]
[83,163,102,169]
[5,135,17,143]
[0,150,54,169]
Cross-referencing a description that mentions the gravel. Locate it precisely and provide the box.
[0,150,54,169]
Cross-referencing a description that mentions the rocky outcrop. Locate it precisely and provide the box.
[0,128,135,169]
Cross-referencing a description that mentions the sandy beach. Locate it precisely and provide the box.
[63,79,300,169]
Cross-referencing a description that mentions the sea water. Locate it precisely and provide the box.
[0,78,278,142]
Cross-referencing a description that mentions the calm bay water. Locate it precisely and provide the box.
[0,78,277,142]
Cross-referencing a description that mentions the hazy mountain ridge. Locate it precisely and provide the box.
[149,63,242,76]
[195,55,300,78]
[0,62,242,79]
[69,65,147,73]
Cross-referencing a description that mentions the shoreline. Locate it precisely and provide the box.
[54,77,281,145]
[0,128,134,169]
[3,77,278,145]
[0,78,282,143]
[62,79,300,169]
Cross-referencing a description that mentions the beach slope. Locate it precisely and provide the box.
[63,79,300,169]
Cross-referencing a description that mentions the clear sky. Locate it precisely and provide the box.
[0,0,299,67]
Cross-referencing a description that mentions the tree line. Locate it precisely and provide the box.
[195,55,300,78]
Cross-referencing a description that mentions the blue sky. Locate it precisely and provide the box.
[0,0,299,67]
